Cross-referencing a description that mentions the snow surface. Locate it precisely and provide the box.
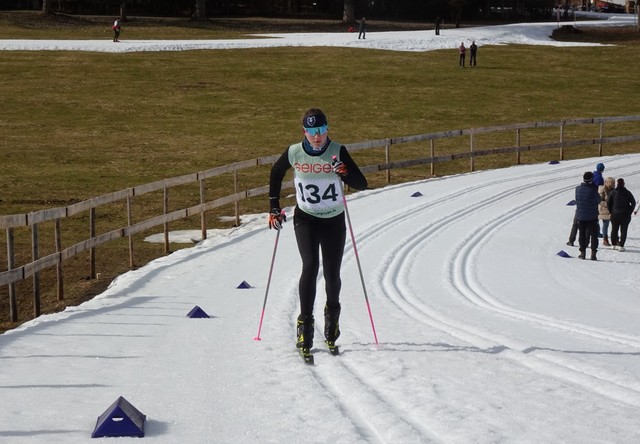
[2,15,640,444]
[0,12,636,53]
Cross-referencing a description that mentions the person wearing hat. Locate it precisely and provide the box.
[268,108,368,361]
[593,163,605,187]
[575,171,600,260]
[606,178,636,252]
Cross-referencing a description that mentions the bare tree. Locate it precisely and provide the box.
[42,0,52,15]
[343,0,355,23]
[195,0,207,20]
[120,1,127,21]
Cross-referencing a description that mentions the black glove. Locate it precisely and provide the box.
[268,208,286,230]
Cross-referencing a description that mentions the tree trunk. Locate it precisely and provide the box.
[120,1,127,21]
[42,0,52,15]
[343,0,355,23]
[195,0,207,20]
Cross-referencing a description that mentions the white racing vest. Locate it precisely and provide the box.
[288,141,344,219]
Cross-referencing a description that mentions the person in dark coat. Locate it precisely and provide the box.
[358,17,366,39]
[575,171,600,260]
[469,41,478,67]
[435,17,442,35]
[606,178,636,251]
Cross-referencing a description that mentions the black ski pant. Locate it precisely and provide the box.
[568,213,578,243]
[610,213,631,247]
[294,211,346,319]
[577,219,599,253]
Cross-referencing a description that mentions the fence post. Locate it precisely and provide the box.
[7,227,18,322]
[199,178,207,240]
[559,121,565,160]
[89,207,96,279]
[430,139,435,176]
[55,219,64,301]
[163,187,169,253]
[470,133,475,172]
[127,195,134,268]
[234,170,240,226]
[516,128,521,165]
[385,139,391,184]
[599,122,604,156]
[31,222,41,317]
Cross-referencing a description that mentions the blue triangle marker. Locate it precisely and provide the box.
[187,305,210,318]
[237,281,252,289]
[411,191,423,197]
[91,396,146,438]
[557,250,571,258]
[566,200,576,206]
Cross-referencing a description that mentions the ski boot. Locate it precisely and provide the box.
[296,315,314,364]
[324,304,341,356]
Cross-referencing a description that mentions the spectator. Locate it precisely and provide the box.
[459,42,466,67]
[593,162,605,186]
[575,171,600,260]
[598,177,615,247]
[435,17,442,35]
[112,18,121,43]
[358,17,367,40]
[469,41,478,67]
[607,178,636,252]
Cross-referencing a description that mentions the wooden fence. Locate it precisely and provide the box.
[2,114,640,322]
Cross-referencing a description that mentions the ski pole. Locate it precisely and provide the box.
[254,217,283,341]
[333,156,379,345]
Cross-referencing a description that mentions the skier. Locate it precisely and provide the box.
[268,108,368,362]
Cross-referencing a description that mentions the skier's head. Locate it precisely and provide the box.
[302,108,327,129]
[302,108,329,150]
[583,171,593,184]
[617,178,625,188]
[596,163,605,172]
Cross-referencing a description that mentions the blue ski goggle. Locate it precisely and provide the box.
[304,125,328,136]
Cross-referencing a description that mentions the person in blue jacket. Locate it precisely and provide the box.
[575,171,600,260]
[593,162,605,187]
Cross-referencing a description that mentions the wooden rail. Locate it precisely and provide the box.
[2,115,640,322]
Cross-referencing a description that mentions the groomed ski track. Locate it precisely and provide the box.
[2,155,640,443]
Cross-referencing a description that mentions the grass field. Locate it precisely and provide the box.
[1,11,640,332]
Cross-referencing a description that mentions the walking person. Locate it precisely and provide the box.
[575,171,600,260]
[469,41,478,67]
[459,42,466,67]
[268,108,368,362]
[112,18,121,42]
[435,17,441,35]
[607,178,636,252]
[598,177,615,247]
[358,17,367,39]
[592,162,605,236]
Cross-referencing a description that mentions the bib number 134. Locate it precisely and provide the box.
[297,182,339,204]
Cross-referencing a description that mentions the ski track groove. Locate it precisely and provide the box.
[270,157,640,436]
[358,159,640,407]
